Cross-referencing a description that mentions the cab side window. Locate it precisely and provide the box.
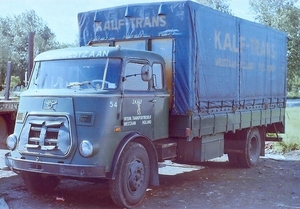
[124,62,149,90]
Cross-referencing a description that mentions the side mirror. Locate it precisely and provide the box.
[141,65,152,81]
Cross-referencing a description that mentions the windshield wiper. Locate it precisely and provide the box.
[66,81,96,90]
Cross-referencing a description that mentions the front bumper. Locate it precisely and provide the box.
[5,152,106,178]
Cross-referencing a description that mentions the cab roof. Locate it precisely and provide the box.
[34,46,165,63]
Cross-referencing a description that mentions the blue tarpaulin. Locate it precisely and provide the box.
[78,1,287,115]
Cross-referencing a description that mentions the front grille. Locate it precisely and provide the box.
[28,121,62,146]
[19,116,71,156]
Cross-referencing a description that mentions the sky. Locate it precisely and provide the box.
[0,0,254,44]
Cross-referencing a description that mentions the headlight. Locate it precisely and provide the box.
[79,140,94,157]
[6,134,17,150]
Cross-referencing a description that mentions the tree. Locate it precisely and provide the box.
[196,0,232,14]
[249,0,300,92]
[6,75,21,90]
[0,10,67,86]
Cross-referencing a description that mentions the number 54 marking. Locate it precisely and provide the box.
[110,101,118,108]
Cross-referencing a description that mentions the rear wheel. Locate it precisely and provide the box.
[227,153,240,167]
[21,172,60,194]
[239,128,262,168]
[109,142,150,208]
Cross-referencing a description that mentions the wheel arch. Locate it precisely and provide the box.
[108,132,159,186]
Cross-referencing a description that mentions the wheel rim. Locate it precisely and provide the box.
[249,136,259,161]
[128,158,145,195]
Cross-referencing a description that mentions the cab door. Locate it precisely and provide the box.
[152,63,169,139]
[151,39,173,140]
[121,60,154,139]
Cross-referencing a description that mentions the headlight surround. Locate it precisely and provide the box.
[6,134,17,150]
[79,140,94,157]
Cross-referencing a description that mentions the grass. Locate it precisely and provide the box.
[276,107,300,153]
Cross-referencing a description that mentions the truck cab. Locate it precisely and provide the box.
[6,45,169,208]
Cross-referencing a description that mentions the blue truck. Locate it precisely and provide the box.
[5,1,286,208]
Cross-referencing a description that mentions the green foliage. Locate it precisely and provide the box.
[2,75,21,92]
[287,91,300,99]
[10,76,21,89]
[249,0,300,91]
[274,139,300,153]
[0,10,73,87]
[196,0,232,14]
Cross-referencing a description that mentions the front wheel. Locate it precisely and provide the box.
[109,142,150,208]
[21,172,60,194]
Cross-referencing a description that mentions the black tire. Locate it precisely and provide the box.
[239,128,262,168]
[21,172,60,194]
[227,153,241,167]
[0,116,8,144]
[109,142,150,208]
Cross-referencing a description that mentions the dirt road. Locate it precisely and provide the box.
[1,149,299,209]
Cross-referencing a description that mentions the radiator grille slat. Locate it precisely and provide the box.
[21,116,71,156]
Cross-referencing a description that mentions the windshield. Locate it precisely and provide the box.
[29,58,121,90]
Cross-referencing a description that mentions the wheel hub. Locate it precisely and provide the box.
[250,137,258,155]
[128,160,144,191]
